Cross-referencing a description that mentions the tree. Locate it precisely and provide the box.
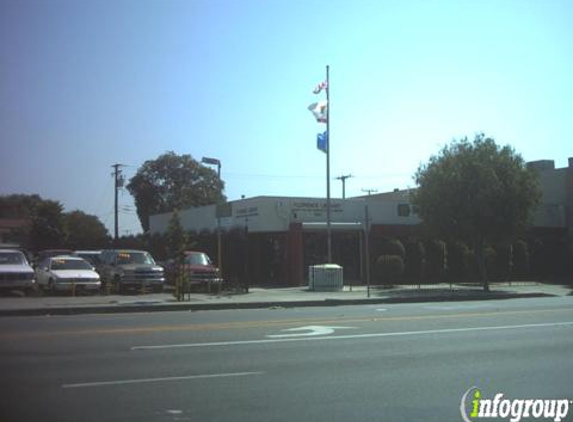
[28,199,66,251]
[411,134,541,291]
[0,194,44,219]
[166,210,189,301]
[63,210,110,250]
[127,152,226,232]
[0,194,44,246]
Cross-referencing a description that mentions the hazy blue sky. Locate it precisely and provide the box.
[1,0,571,235]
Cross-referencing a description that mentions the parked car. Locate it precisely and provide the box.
[0,249,36,294]
[165,251,222,291]
[36,255,101,294]
[98,249,165,293]
[34,249,73,267]
[72,250,102,266]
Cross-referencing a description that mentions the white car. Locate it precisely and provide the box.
[36,255,101,294]
[0,249,36,294]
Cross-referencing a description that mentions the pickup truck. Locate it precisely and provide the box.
[98,249,165,293]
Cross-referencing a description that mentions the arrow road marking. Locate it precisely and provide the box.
[267,325,356,338]
[131,321,573,350]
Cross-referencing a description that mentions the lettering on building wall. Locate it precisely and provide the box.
[292,202,343,217]
[236,207,259,218]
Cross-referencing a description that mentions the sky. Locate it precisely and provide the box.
[1,0,572,236]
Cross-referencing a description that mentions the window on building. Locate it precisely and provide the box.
[397,203,411,217]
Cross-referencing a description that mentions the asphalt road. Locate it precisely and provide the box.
[1,297,572,422]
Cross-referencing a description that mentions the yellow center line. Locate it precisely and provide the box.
[2,307,573,340]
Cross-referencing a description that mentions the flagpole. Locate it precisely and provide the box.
[326,65,332,263]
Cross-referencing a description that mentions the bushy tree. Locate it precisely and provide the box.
[63,210,110,249]
[0,194,43,219]
[381,238,406,258]
[411,134,541,291]
[447,241,469,282]
[375,255,405,286]
[166,210,189,301]
[425,239,447,282]
[127,152,226,232]
[404,238,426,284]
[493,243,513,281]
[28,200,66,251]
[512,240,530,279]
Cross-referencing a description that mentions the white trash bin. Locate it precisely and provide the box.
[308,264,344,291]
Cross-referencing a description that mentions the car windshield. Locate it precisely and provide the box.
[116,252,155,265]
[51,259,92,270]
[0,252,25,265]
[185,253,211,266]
[75,253,100,265]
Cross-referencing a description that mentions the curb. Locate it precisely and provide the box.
[0,292,554,317]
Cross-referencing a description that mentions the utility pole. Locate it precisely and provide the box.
[336,174,353,199]
[111,164,126,243]
[364,205,371,298]
[362,188,378,196]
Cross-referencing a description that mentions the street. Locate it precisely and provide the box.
[1,296,572,422]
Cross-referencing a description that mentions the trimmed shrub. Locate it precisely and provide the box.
[374,255,405,286]
[425,239,447,282]
[484,245,496,280]
[381,238,405,258]
[404,239,426,282]
[512,240,529,280]
[447,241,470,282]
[493,243,513,281]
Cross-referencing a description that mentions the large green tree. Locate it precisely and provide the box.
[410,134,541,290]
[127,152,226,232]
[63,210,110,249]
[0,194,44,219]
[28,199,66,251]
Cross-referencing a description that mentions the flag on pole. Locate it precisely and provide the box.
[308,100,328,123]
[317,131,328,153]
[313,80,328,94]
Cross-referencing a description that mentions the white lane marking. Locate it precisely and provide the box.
[166,410,183,415]
[376,308,388,312]
[267,325,356,338]
[61,371,263,389]
[425,304,493,311]
[131,321,573,350]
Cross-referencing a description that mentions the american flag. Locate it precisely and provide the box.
[312,80,328,94]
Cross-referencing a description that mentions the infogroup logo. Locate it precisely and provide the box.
[460,387,571,422]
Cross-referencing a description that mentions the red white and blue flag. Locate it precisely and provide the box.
[312,80,328,94]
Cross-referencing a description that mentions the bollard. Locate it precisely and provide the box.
[71,282,76,297]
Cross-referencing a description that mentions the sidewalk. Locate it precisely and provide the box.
[0,282,570,317]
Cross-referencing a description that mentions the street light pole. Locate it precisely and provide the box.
[326,65,332,263]
[201,157,223,275]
